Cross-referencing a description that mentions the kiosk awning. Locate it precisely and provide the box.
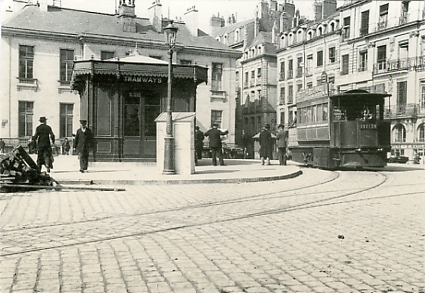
[71,58,208,87]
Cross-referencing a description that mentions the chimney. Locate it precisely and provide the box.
[210,13,224,36]
[149,0,162,33]
[118,0,136,33]
[322,0,337,19]
[184,5,198,36]
[314,0,323,21]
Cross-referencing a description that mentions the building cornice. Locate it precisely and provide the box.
[1,27,242,59]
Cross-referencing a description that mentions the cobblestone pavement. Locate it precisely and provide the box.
[0,168,424,293]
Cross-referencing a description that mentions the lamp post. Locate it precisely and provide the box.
[163,21,178,174]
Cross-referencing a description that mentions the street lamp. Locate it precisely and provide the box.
[163,20,178,174]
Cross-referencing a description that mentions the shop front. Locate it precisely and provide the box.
[71,56,207,161]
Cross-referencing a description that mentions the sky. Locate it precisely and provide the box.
[57,0,337,32]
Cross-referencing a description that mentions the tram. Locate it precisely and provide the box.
[288,89,391,169]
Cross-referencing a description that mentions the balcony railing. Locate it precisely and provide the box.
[384,104,419,119]
[279,72,285,81]
[399,14,408,25]
[287,70,293,80]
[211,80,222,91]
[296,67,302,78]
[373,56,424,75]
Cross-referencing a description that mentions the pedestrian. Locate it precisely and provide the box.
[0,138,5,154]
[259,123,273,165]
[204,123,228,166]
[32,116,55,173]
[275,124,288,165]
[195,126,204,160]
[62,137,71,155]
[73,120,94,173]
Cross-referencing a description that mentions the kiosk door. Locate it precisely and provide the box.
[123,92,160,158]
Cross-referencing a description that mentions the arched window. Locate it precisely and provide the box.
[393,124,406,142]
[235,29,240,43]
[307,30,313,40]
[330,22,335,32]
[280,35,286,48]
[418,123,425,142]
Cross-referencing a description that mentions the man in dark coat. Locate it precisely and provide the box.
[204,123,228,166]
[73,120,94,173]
[195,126,204,160]
[259,123,273,165]
[275,124,288,165]
[32,116,55,172]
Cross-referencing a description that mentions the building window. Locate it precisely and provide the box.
[212,63,223,91]
[397,81,407,109]
[288,85,293,104]
[393,124,406,143]
[211,110,222,128]
[101,51,115,60]
[341,54,349,75]
[400,1,409,24]
[360,10,369,36]
[307,81,313,88]
[235,71,239,83]
[280,87,285,105]
[306,55,313,75]
[180,59,192,65]
[296,57,303,77]
[18,101,34,137]
[288,59,293,79]
[280,61,285,80]
[19,45,34,80]
[297,83,302,93]
[317,50,323,67]
[377,45,387,70]
[418,124,425,142]
[60,49,74,84]
[359,50,368,71]
[421,84,425,109]
[257,68,262,78]
[329,47,336,63]
[343,17,350,39]
[60,103,73,138]
[379,3,389,29]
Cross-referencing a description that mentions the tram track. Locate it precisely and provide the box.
[1,171,401,257]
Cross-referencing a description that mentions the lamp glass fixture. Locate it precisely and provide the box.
[164,21,178,46]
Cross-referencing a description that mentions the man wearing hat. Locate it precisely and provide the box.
[259,123,273,165]
[74,120,94,173]
[32,116,55,172]
[275,124,288,165]
[204,123,228,166]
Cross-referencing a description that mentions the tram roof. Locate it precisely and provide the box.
[330,90,391,100]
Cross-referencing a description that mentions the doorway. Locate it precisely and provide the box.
[123,92,161,158]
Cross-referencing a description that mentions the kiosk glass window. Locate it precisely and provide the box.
[124,94,141,137]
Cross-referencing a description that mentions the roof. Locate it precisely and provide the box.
[211,18,255,38]
[2,5,239,54]
[247,31,276,55]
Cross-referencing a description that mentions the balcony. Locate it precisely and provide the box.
[376,20,387,31]
[296,67,302,78]
[287,70,293,80]
[360,26,369,37]
[373,57,421,75]
[279,72,285,81]
[399,14,408,25]
[385,104,419,119]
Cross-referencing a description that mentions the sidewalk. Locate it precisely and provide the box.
[44,154,303,185]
